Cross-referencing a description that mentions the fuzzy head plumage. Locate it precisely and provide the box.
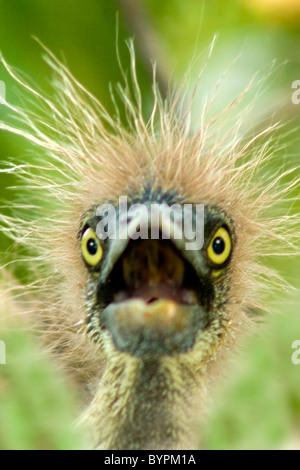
[0,44,299,449]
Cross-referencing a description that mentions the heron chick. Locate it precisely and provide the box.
[0,46,299,450]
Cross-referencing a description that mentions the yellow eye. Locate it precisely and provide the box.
[81,228,103,266]
[207,227,232,265]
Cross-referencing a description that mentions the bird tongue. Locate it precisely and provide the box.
[114,238,198,305]
[114,283,198,305]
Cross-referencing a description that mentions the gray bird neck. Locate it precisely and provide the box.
[86,354,206,450]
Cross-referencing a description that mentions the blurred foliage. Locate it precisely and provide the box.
[246,0,300,23]
[0,0,299,450]
[0,325,86,450]
[204,296,300,450]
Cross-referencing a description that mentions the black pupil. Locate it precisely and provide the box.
[87,238,98,256]
[213,237,225,255]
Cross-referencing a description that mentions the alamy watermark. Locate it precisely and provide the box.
[291,340,300,365]
[0,80,6,104]
[95,197,205,251]
[291,81,300,105]
[0,340,6,365]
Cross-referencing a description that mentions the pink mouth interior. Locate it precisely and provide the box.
[113,239,199,306]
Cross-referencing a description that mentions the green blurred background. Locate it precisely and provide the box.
[0,0,299,450]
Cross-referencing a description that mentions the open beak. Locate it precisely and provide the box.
[98,204,208,356]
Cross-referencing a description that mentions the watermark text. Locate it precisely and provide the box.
[0,340,6,365]
[0,80,6,104]
[291,340,300,365]
[291,80,300,104]
[95,197,205,251]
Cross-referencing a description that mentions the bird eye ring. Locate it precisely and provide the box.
[207,226,232,265]
[81,227,103,266]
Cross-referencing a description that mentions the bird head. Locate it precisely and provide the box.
[79,183,235,360]
[1,51,298,449]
